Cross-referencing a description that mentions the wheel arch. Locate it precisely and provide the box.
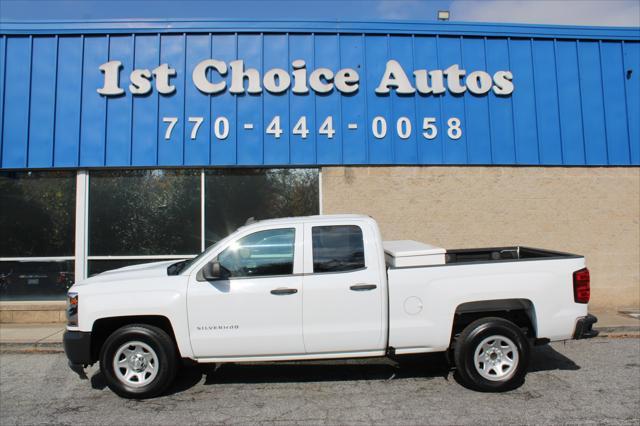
[90,315,181,362]
[450,299,537,345]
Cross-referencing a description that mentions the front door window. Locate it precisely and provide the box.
[218,228,295,278]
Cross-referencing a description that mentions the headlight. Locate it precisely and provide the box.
[66,292,78,326]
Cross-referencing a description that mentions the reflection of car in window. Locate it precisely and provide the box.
[0,261,75,298]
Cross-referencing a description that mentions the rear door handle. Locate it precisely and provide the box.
[350,284,377,291]
[270,288,298,295]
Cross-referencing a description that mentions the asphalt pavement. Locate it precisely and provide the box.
[1,337,639,425]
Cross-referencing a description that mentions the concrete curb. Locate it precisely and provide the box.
[1,326,637,354]
[593,326,640,338]
[0,342,64,354]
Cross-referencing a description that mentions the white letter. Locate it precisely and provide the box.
[192,59,227,94]
[291,59,308,94]
[335,68,359,94]
[309,68,334,93]
[263,68,291,93]
[129,69,152,95]
[375,60,415,95]
[229,60,262,94]
[466,70,492,95]
[97,60,124,96]
[153,63,177,95]
[493,71,514,95]
[413,69,446,95]
[444,64,466,94]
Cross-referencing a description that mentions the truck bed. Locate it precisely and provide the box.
[384,240,582,269]
[386,246,587,353]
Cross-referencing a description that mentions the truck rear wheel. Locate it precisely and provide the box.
[99,324,177,399]
[453,317,530,392]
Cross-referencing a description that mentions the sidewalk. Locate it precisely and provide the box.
[0,323,66,352]
[0,309,638,353]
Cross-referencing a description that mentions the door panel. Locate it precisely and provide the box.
[187,275,303,357]
[302,222,385,353]
[187,224,304,357]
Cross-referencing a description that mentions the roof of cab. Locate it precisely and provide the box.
[242,214,372,227]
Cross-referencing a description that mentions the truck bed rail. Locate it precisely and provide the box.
[445,246,581,265]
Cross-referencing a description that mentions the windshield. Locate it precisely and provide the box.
[166,227,243,275]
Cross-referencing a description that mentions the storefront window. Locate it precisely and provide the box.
[0,171,76,300]
[0,171,76,257]
[88,170,201,256]
[204,169,319,246]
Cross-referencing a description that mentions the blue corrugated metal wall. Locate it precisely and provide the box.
[0,21,638,168]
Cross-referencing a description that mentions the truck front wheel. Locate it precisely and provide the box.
[99,324,177,399]
[453,317,530,392]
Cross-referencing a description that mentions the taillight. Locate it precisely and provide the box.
[573,268,590,304]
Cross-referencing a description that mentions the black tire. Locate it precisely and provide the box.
[453,317,530,392]
[99,324,177,399]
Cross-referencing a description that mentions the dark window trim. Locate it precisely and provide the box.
[307,266,369,276]
[196,266,370,282]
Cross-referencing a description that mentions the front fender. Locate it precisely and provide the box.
[75,278,193,359]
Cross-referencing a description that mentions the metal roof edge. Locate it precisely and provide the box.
[0,19,639,40]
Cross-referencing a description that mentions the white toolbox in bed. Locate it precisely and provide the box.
[383,240,447,267]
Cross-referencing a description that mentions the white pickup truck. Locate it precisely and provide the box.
[64,214,597,398]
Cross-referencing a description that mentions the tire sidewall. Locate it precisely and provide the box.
[100,325,175,399]
[457,319,530,392]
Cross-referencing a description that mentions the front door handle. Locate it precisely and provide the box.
[350,284,377,291]
[270,288,298,295]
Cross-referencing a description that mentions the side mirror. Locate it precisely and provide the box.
[202,260,224,281]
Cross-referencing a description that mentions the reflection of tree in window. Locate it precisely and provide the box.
[0,171,75,257]
[89,170,201,256]
[205,169,318,246]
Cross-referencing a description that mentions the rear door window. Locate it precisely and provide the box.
[311,225,365,273]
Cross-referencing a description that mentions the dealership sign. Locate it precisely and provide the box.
[2,25,636,169]
[97,59,514,97]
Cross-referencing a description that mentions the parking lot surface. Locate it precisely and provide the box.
[1,337,639,425]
